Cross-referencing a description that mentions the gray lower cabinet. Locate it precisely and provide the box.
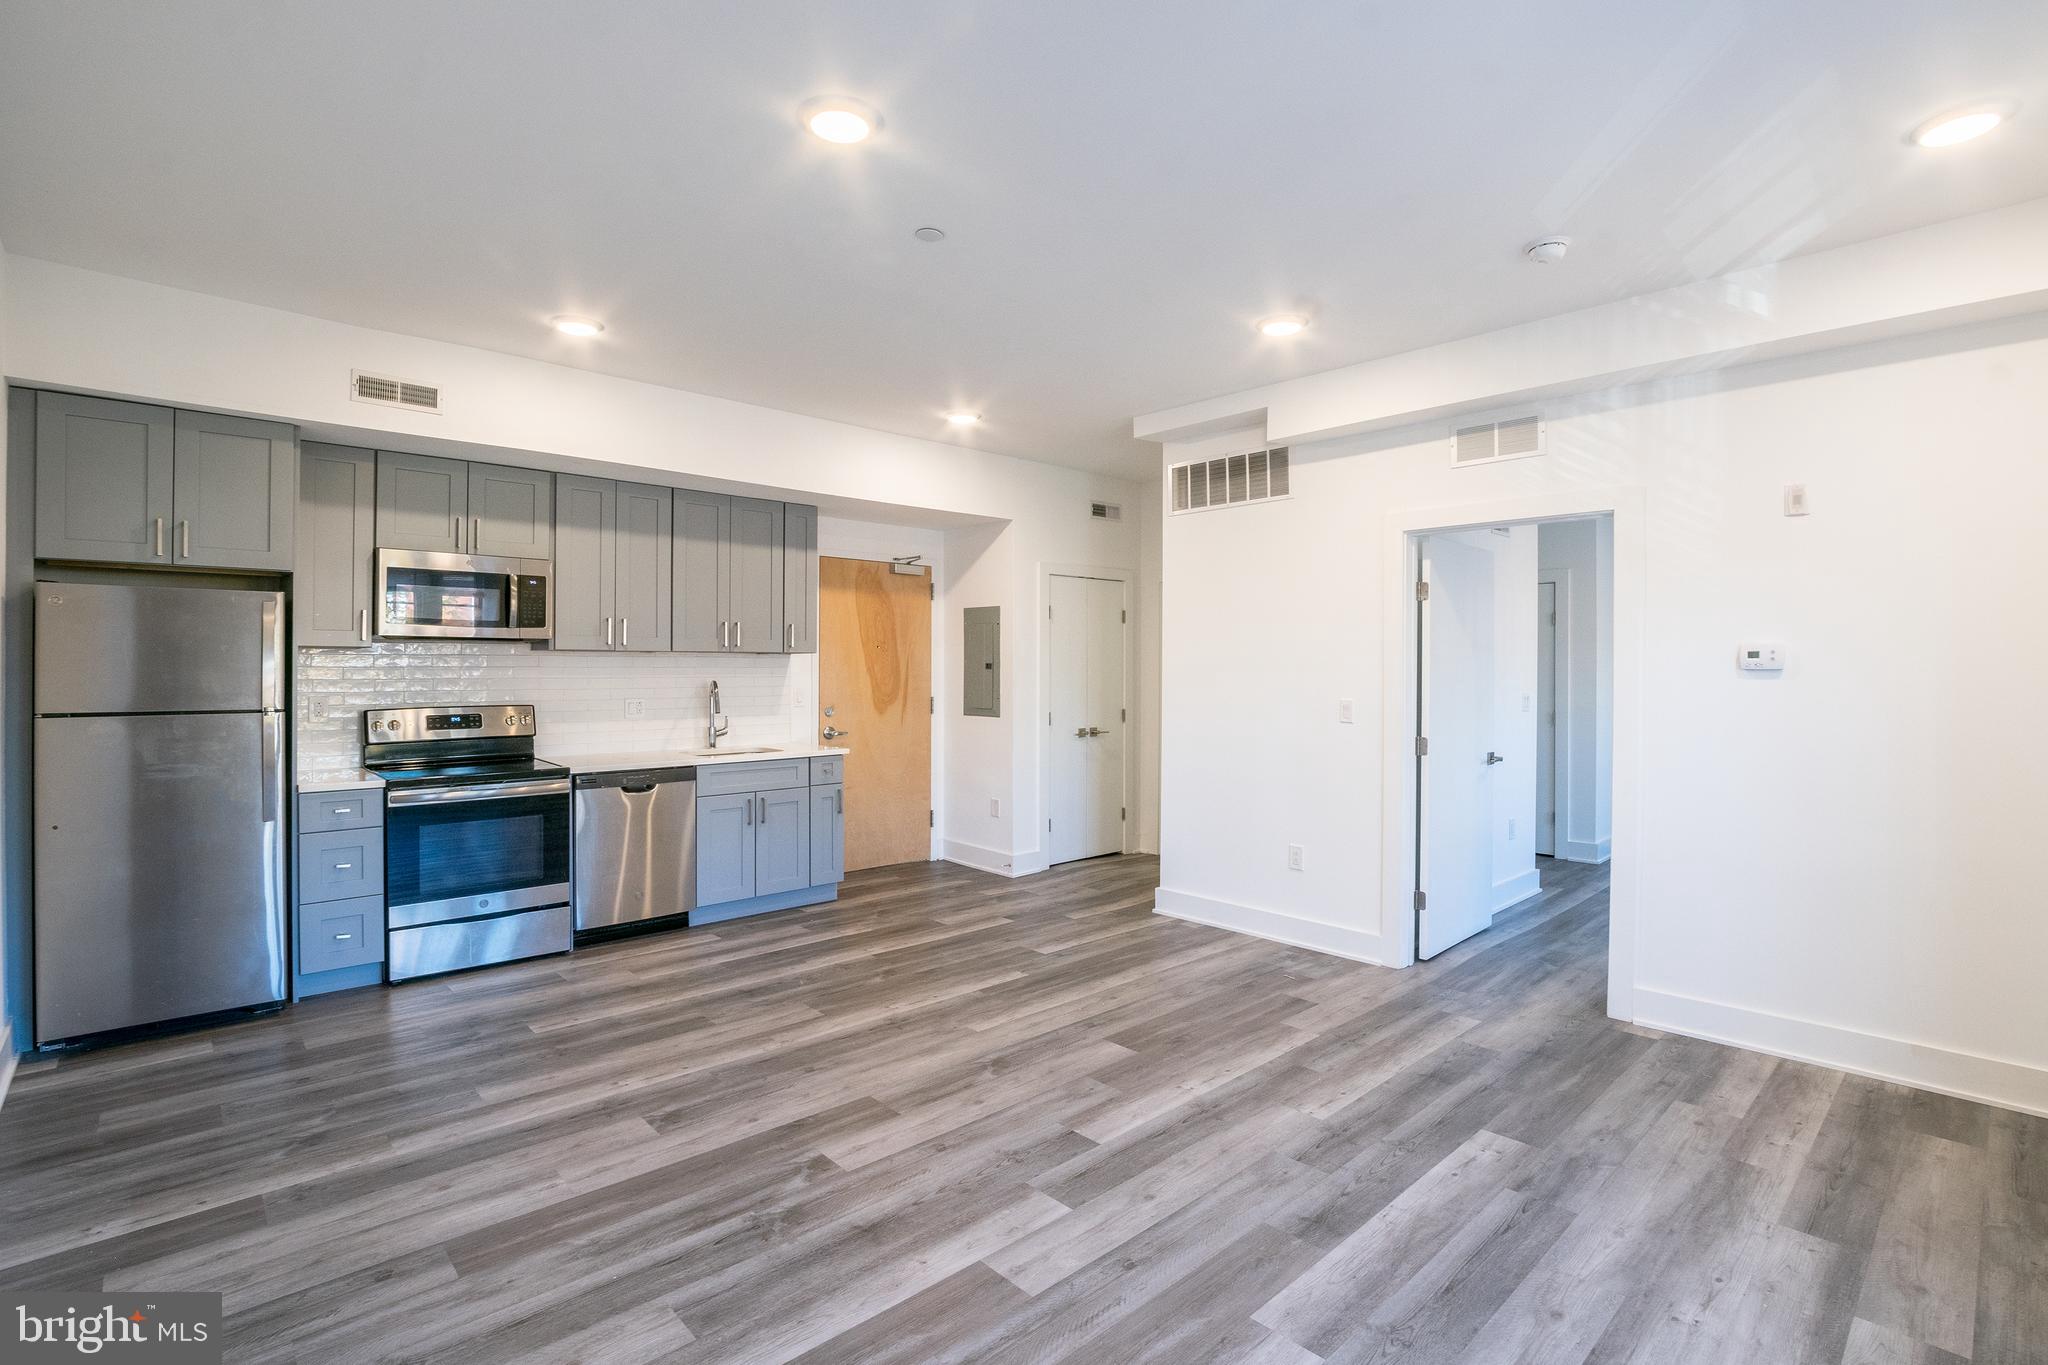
[782,502,818,654]
[696,791,756,906]
[35,391,175,565]
[674,488,730,652]
[376,451,467,552]
[556,475,673,652]
[172,411,297,570]
[729,497,784,654]
[755,786,811,896]
[810,784,845,885]
[294,790,386,981]
[296,444,376,646]
[471,462,553,559]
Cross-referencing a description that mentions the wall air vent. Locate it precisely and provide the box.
[1452,413,1542,467]
[1169,446,1289,515]
[1090,502,1123,522]
[351,369,442,414]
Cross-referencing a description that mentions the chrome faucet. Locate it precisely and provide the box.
[707,680,729,749]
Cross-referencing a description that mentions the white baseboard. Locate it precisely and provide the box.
[942,839,1049,879]
[1634,987,2048,1119]
[0,1022,16,1113]
[1153,887,1387,965]
[1491,869,1542,913]
[1560,838,1611,864]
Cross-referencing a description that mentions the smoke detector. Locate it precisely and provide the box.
[1524,236,1571,265]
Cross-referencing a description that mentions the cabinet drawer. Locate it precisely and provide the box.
[298,828,384,904]
[297,789,382,832]
[809,755,844,786]
[298,895,384,974]
[695,758,809,795]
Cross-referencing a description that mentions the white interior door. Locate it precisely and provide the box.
[1049,574,1126,864]
[1536,579,1558,857]
[1418,536,1496,959]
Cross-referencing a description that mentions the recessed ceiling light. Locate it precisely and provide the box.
[946,412,981,426]
[800,96,881,145]
[1257,314,1309,338]
[1911,101,2016,147]
[550,315,604,337]
[913,226,947,243]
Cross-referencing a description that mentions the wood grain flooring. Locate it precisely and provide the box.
[1,855,2041,1364]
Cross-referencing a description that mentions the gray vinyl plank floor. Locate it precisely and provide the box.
[1,854,2040,1364]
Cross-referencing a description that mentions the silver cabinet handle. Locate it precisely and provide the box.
[758,795,767,822]
[179,520,191,558]
[735,621,743,651]
[472,516,481,552]
[745,796,752,826]
[621,616,629,649]
[153,516,165,557]
[786,622,795,651]
[454,517,463,552]
[332,806,351,815]
[334,862,353,870]
[359,607,370,643]
[605,616,613,647]
[333,932,353,941]
[835,789,842,814]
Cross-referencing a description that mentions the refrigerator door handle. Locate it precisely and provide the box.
[260,711,281,824]
[260,594,285,709]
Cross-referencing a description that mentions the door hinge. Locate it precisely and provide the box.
[1121,806,1126,821]
[929,695,934,715]
[1121,609,1127,623]
[1415,735,1429,756]
[1414,889,1427,911]
[1048,818,1053,832]
[929,809,934,828]
[929,583,935,600]
[1416,580,1430,601]
[1048,711,1052,726]
[1120,707,1126,722]
[1048,605,1053,620]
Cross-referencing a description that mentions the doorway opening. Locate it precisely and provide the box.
[1412,514,1613,965]
[817,556,932,872]
[1046,570,1131,865]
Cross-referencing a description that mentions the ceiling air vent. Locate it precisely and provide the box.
[351,369,442,415]
[1169,446,1290,515]
[1090,502,1123,522]
[1452,413,1542,467]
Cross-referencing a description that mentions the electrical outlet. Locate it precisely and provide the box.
[1287,844,1305,871]
[1337,699,1355,724]
[1783,484,1810,516]
[624,699,646,718]
[989,798,1001,818]
[309,696,330,723]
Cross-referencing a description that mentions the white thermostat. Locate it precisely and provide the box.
[1738,642,1785,671]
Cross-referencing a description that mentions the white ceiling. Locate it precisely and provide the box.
[2,1,2044,480]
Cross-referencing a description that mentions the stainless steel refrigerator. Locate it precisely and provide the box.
[33,581,288,1043]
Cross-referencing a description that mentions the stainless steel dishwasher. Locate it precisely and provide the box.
[573,766,697,933]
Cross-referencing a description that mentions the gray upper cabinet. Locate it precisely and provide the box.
[617,481,673,652]
[729,496,784,654]
[172,411,296,570]
[295,444,376,646]
[673,489,730,652]
[376,451,467,552]
[34,392,176,566]
[552,474,616,651]
[782,502,818,654]
[471,463,553,559]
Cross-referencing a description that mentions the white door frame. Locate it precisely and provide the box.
[1536,567,1571,861]
[1381,487,1642,1022]
[1039,563,1137,867]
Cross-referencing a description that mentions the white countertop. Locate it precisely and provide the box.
[296,770,385,793]
[540,743,847,776]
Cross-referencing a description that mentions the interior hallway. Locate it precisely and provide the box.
[0,855,2038,1363]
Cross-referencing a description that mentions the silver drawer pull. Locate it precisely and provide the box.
[332,807,351,815]
[333,932,353,941]
[333,862,353,870]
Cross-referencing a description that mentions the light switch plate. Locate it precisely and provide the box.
[1338,699,1355,724]
[1783,484,1810,516]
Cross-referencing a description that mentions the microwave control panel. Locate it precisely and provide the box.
[516,576,549,628]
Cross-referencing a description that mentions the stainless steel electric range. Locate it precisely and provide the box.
[363,704,572,980]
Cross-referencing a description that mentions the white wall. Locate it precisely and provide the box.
[3,257,1157,874]
[1538,518,1614,862]
[1156,311,2048,1115]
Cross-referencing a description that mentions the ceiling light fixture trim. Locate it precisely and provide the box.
[1910,100,2018,147]
[1257,313,1309,338]
[800,95,883,144]
[550,315,605,337]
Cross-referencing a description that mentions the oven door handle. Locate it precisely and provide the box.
[386,777,572,807]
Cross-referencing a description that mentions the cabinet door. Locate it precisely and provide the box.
[696,792,756,907]
[376,451,467,552]
[295,444,376,646]
[673,489,730,653]
[782,502,818,654]
[809,784,844,885]
[616,481,673,652]
[35,391,175,565]
[471,463,554,559]
[729,496,785,654]
[172,411,296,570]
[755,786,811,896]
[552,474,616,651]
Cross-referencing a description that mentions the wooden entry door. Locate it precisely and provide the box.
[818,557,932,870]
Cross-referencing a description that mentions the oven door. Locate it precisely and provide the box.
[376,548,553,640]
[384,776,572,926]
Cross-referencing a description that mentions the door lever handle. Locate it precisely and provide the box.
[822,726,849,740]
[1486,751,1506,765]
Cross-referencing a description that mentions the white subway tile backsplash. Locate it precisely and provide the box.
[294,641,798,777]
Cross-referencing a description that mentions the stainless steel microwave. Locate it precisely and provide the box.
[375,548,553,640]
